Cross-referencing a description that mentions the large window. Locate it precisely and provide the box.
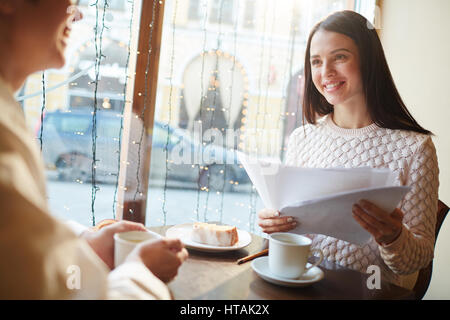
[20,0,377,233]
[145,0,362,234]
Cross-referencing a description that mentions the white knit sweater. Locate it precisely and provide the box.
[284,115,439,288]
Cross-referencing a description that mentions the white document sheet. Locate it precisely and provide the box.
[238,152,411,246]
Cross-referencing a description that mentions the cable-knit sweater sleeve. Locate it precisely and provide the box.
[379,136,439,275]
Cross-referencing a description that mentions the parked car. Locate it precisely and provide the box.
[37,109,250,191]
[149,121,250,191]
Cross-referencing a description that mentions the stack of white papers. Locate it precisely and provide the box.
[238,152,410,246]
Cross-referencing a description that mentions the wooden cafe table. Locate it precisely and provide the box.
[149,226,415,300]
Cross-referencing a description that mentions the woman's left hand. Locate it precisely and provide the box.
[81,220,148,270]
[352,200,404,246]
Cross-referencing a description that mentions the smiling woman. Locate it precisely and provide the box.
[257,10,439,290]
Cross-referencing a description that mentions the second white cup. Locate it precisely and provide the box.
[268,233,323,279]
[114,230,161,267]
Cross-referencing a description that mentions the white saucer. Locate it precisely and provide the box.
[251,256,324,288]
[165,223,252,252]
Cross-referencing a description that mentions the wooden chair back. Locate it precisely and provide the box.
[413,200,449,299]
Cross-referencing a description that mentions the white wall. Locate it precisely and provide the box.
[379,0,450,299]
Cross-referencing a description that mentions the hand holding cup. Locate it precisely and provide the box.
[114,231,188,283]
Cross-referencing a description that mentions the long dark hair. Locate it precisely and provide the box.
[303,10,431,135]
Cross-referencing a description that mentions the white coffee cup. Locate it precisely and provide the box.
[114,230,161,267]
[268,233,324,279]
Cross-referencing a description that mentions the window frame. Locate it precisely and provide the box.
[116,0,165,224]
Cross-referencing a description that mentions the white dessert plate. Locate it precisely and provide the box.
[165,223,252,252]
[251,256,324,288]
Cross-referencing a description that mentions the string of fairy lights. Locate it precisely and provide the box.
[201,0,225,222]
[181,0,249,226]
[90,0,109,226]
[249,0,270,230]
[158,0,306,230]
[219,0,240,224]
[161,0,179,224]
[39,72,46,152]
[279,3,299,159]
[112,0,135,219]
[194,0,210,222]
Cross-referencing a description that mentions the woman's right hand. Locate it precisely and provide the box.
[257,209,297,234]
[126,238,188,283]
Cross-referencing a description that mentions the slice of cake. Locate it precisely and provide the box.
[191,222,239,246]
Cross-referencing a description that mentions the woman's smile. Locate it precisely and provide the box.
[323,80,346,93]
